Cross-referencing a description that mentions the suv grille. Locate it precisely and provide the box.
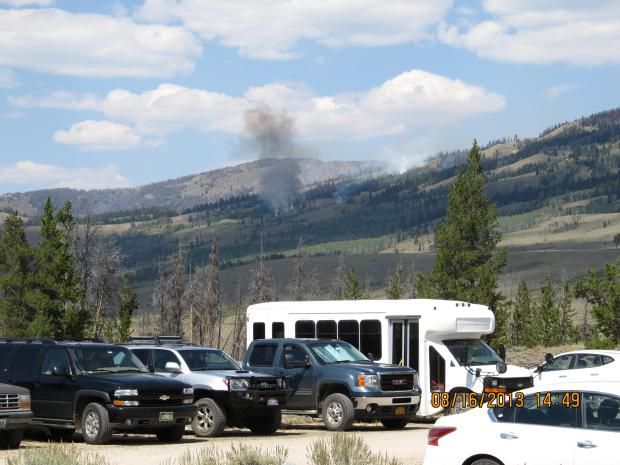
[250,378,281,391]
[380,373,414,392]
[0,394,19,410]
[139,390,184,406]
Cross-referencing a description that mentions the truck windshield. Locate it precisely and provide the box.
[178,349,240,371]
[309,341,369,364]
[71,346,149,374]
[443,339,503,366]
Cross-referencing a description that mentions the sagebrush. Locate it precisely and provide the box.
[163,443,288,465]
[7,444,110,465]
[307,433,401,465]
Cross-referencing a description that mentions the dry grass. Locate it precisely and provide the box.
[505,344,584,367]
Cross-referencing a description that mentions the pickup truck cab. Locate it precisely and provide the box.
[243,338,421,431]
[0,340,195,445]
[0,383,32,449]
[125,339,287,437]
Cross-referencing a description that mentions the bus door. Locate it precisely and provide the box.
[389,318,419,372]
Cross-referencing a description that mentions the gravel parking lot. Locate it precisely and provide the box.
[0,420,432,465]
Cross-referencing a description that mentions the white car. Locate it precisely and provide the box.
[423,381,620,465]
[532,350,620,386]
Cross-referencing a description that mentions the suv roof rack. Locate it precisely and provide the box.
[0,338,107,345]
[127,336,188,346]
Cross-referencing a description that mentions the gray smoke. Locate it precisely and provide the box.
[243,108,309,211]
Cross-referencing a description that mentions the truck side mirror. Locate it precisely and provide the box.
[165,361,182,373]
[544,353,554,365]
[147,364,156,373]
[304,355,312,368]
[368,353,374,362]
[52,365,70,377]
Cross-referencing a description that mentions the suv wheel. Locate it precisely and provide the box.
[322,393,355,431]
[0,430,23,449]
[156,425,185,443]
[380,418,408,430]
[49,428,76,442]
[248,409,282,435]
[191,398,227,437]
[81,403,113,445]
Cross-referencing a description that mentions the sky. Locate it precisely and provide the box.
[1,0,619,194]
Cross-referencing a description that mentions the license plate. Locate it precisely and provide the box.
[394,406,406,416]
[0,419,6,429]
[267,398,279,406]
[159,412,174,422]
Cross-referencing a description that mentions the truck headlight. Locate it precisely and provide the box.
[19,394,31,410]
[229,379,250,391]
[357,374,379,389]
[413,373,420,388]
[114,389,138,397]
[183,387,194,395]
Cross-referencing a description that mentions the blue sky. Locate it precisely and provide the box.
[1,0,619,193]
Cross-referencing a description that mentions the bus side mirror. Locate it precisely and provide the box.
[458,349,468,365]
[496,361,508,374]
[544,353,554,365]
[498,344,506,361]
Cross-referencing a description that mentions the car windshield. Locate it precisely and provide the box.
[309,341,369,364]
[443,339,503,366]
[71,346,148,374]
[178,349,240,371]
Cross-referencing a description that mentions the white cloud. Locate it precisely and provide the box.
[53,120,143,151]
[136,0,451,59]
[0,0,53,5]
[0,67,18,89]
[8,91,99,110]
[439,0,620,65]
[0,161,130,190]
[0,8,201,77]
[545,84,578,99]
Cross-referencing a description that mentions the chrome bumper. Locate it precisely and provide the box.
[353,394,421,409]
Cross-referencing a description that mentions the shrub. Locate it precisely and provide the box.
[7,444,109,465]
[585,337,617,350]
[307,433,401,465]
[163,444,288,465]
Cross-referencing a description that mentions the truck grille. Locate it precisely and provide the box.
[0,394,19,410]
[250,378,281,391]
[380,373,414,392]
[139,390,184,406]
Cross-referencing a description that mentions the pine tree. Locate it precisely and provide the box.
[205,237,222,347]
[248,255,275,305]
[118,277,138,343]
[343,266,363,300]
[538,275,561,346]
[0,212,35,336]
[332,253,346,299]
[418,141,507,313]
[386,263,406,299]
[558,283,577,344]
[512,280,536,347]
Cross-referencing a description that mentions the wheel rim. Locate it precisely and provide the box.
[196,405,214,431]
[326,401,343,425]
[84,410,100,438]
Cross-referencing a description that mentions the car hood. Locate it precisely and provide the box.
[190,369,281,379]
[0,383,29,395]
[79,373,190,390]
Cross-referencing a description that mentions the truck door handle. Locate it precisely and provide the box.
[558,375,567,378]
[577,441,597,449]
[500,432,519,440]
[590,373,599,376]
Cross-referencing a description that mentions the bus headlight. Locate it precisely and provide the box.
[357,374,379,389]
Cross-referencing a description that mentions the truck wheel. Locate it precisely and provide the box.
[49,428,76,442]
[380,418,409,430]
[81,402,113,445]
[0,430,23,449]
[248,409,282,435]
[322,393,355,431]
[191,398,227,437]
[156,425,185,443]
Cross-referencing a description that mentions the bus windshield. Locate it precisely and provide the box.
[443,339,502,366]
[309,341,369,364]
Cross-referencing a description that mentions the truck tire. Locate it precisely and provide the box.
[81,402,113,445]
[156,425,185,443]
[0,430,23,449]
[49,428,76,442]
[191,398,227,437]
[248,409,282,435]
[322,393,355,431]
[380,418,409,430]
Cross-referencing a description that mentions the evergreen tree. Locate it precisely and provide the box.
[538,275,561,346]
[512,280,536,347]
[205,237,222,347]
[0,212,35,336]
[343,266,363,300]
[558,283,578,344]
[386,263,405,299]
[418,141,507,313]
[118,277,138,343]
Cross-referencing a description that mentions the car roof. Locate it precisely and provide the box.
[252,338,336,343]
[553,350,620,357]
[123,344,220,351]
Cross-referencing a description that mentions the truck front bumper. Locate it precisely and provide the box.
[0,410,33,430]
[351,389,421,420]
[106,404,195,431]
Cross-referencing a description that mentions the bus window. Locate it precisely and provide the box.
[429,346,445,392]
[338,320,359,348]
[317,320,337,339]
[360,320,381,360]
[272,322,285,338]
[253,322,265,340]
[295,320,316,338]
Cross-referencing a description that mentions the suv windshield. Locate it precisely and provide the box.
[443,339,502,366]
[71,346,148,374]
[179,349,240,371]
[309,341,369,364]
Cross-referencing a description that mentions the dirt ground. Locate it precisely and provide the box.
[0,419,432,465]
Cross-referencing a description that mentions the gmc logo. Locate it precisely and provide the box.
[392,379,407,386]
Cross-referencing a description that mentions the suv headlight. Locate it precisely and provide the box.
[183,387,194,396]
[229,379,250,391]
[19,394,31,410]
[114,389,138,397]
[357,374,379,389]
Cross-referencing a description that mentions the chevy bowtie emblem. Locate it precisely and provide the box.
[160,395,170,401]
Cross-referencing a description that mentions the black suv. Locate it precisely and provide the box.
[0,340,195,445]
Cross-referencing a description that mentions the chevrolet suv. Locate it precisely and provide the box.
[0,383,32,449]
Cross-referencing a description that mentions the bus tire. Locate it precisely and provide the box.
[380,418,408,430]
[322,393,355,431]
[444,391,471,416]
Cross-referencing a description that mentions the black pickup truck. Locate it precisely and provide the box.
[0,340,195,444]
[243,338,421,431]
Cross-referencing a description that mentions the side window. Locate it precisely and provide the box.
[248,344,278,367]
[131,349,151,365]
[515,393,575,428]
[544,354,574,371]
[9,346,43,374]
[583,393,620,432]
[429,346,445,392]
[295,320,316,338]
[153,350,181,371]
[0,345,12,370]
[338,320,359,349]
[493,404,516,423]
[253,323,266,340]
[272,322,285,338]
[282,344,307,367]
[40,348,71,375]
[317,320,337,339]
[576,354,601,369]
[360,320,382,359]
[602,355,615,365]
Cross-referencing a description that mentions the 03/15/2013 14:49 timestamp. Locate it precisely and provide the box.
[430,391,582,409]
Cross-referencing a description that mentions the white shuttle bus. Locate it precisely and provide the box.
[246,299,533,417]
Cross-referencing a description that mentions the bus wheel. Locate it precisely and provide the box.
[444,392,470,415]
[380,418,408,430]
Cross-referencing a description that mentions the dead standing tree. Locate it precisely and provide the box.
[204,237,222,347]
[156,248,186,337]
[288,236,319,301]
